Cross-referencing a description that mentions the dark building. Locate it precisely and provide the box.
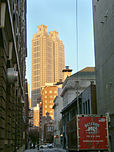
[0,0,27,151]
[44,121,54,143]
[41,112,54,143]
[24,79,29,149]
[28,108,34,129]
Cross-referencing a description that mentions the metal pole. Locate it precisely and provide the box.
[75,0,79,115]
[76,81,79,114]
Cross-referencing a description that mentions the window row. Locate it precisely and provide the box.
[44,90,57,94]
[44,105,53,108]
[44,95,56,98]
[44,100,53,103]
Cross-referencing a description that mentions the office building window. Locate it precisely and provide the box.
[88,99,90,114]
[85,101,87,114]
[83,103,85,114]
[50,105,53,108]
[50,100,53,103]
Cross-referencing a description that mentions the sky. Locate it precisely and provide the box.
[26,0,95,94]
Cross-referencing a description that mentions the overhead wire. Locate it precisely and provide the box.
[75,0,79,114]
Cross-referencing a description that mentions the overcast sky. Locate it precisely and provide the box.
[26,0,95,94]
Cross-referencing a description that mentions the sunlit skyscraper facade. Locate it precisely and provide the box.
[31,25,65,107]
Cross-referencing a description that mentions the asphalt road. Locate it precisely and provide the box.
[25,148,66,152]
[39,148,66,152]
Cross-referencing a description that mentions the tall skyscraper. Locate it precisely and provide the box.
[49,31,65,82]
[31,25,65,107]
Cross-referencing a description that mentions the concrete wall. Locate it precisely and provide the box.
[63,89,76,108]
[93,0,114,151]
[62,79,96,109]
[93,0,114,113]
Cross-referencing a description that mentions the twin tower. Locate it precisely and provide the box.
[31,24,66,107]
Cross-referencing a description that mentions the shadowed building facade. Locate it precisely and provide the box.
[0,0,27,151]
[31,25,65,107]
[92,0,114,151]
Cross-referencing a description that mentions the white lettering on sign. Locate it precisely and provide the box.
[85,122,100,134]
[83,140,103,142]
[85,122,100,128]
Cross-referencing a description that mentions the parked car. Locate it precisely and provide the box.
[40,145,43,149]
[40,144,47,149]
[48,143,54,148]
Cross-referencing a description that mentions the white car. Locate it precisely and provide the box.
[40,144,47,149]
[48,143,54,148]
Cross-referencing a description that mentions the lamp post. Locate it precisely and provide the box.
[60,134,63,145]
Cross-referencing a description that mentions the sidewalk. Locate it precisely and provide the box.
[54,147,66,152]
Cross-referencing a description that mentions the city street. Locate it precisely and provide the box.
[25,148,66,152]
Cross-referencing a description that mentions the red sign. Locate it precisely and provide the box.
[77,115,109,150]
